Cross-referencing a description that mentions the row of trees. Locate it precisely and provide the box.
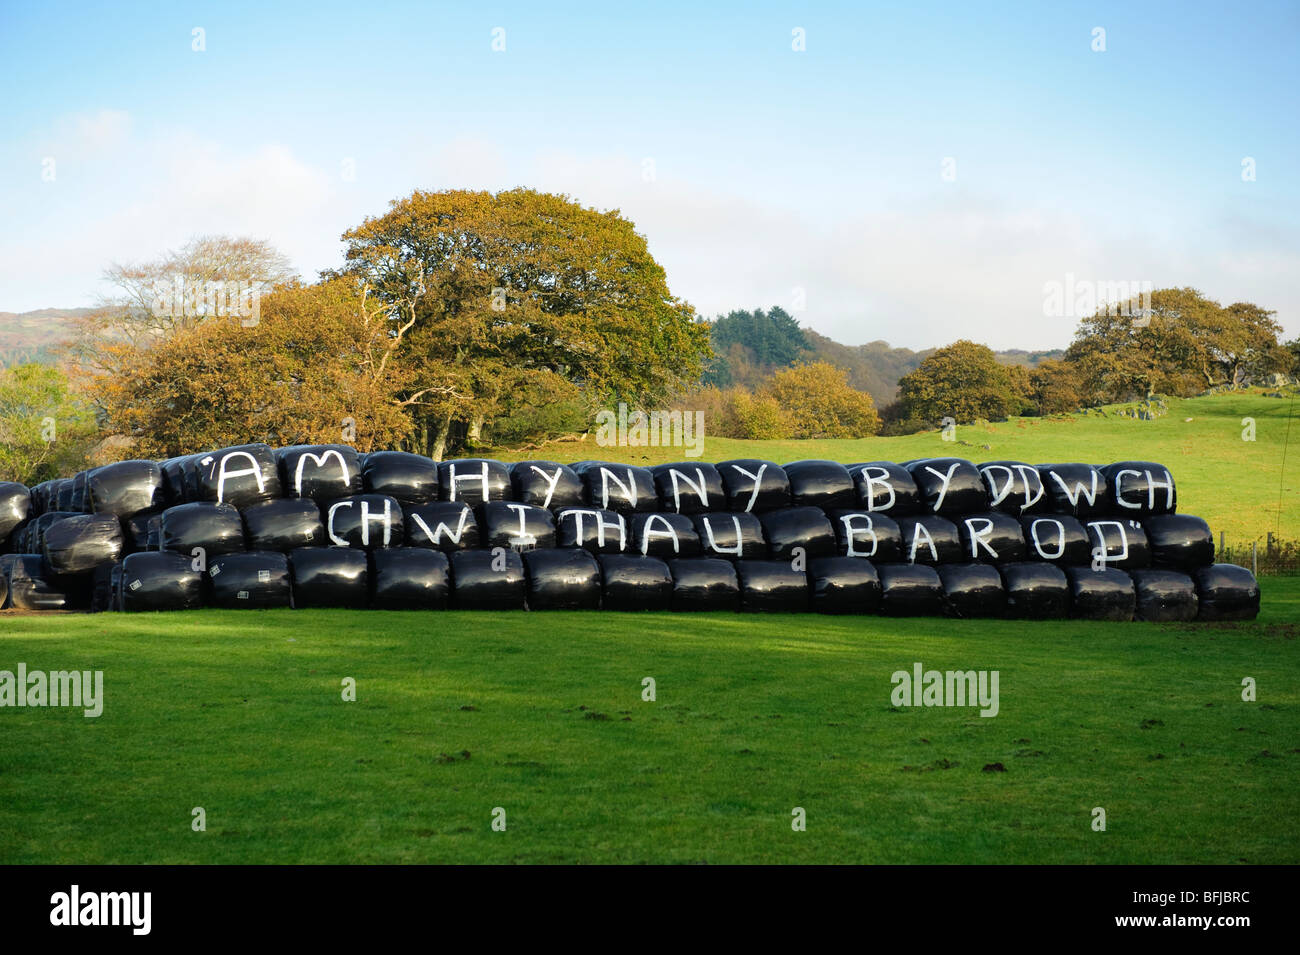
[61,190,712,463]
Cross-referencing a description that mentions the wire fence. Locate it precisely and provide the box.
[1219,535,1300,576]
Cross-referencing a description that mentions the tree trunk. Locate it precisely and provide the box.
[430,415,451,462]
[466,412,486,447]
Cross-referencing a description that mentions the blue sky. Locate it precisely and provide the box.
[2,0,1297,348]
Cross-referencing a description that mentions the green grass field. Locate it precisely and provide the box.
[0,390,1296,865]
[1,580,1296,864]
[506,391,1299,545]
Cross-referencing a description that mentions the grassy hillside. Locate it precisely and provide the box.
[2,581,1296,864]
[497,392,1298,545]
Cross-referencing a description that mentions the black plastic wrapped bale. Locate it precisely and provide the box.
[161,502,246,558]
[28,480,56,518]
[1130,569,1198,622]
[6,555,87,611]
[895,515,962,565]
[509,461,584,510]
[977,462,1047,515]
[481,502,557,550]
[667,558,740,612]
[371,548,451,609]
[555,507,627,553]
[276,445,362,503]
[905,458,988,515]
[87,460,164,518]
[736,560,809,613]
[1020,515,1091,564]
[1000,562,1070,619]
[405,502,480,552]
[55,477,78,512]
[323,495,404,549]
[450,549,525,610]
[1036,463,1111,518]
[716,459,791,513]
[599,555,673,611]
[1100,462,1177,516]
[194,444,282,508]
[159,455,192,507]
[845,462,921,516]
[573,462,658,515]
[1141,514,1213,570]
[0,482,31,540]
[523,548,602,610]
[290,547,369,608]
[110,562,124,612]
[651,462,725,514]
[26,512,80,555]
[807,556,881,614]
[1192,564,1260,621]
[937,564,1006,618]
[957,512,1027,563]
[759,506,836,561]
[120,552,204,612]
[1064,567,1136,621]
[122,511,161,553]
[242,498,325,552]
[437,458,511,506]
[42,514,124,575]
[145,515,161,551]
[783,460,856,511]
[877,563,944,617]
[70,471,91,512]
[828,511,903,561]
[208,552,292,609]
[1085,519,1151,570]
[362,451,439,504]
[89,562,118,613]
[693,512,766,560]
[628,512,701,558]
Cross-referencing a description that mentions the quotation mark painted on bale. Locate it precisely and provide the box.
[1092,807,1106,831]
[1241,677,1256,702]
[791,807,806,831]
[342,677,356,702]
[641,677,656,702]
[192,27,206,52]
[491,807,506,831]
[192,807,206,832]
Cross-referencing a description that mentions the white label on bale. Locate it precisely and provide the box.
[210,565,221,576]
[129,579,142,591]
[237,590,250,600]
[258,570,271,583]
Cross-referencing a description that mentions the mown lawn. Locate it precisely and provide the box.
[1,576,1296,864]
[503,391,1298,545]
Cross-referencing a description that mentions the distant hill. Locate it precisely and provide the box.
[707,311,1063,406]
[0,308,92,367]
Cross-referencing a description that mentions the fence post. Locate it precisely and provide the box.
[1252,541,1258,577]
